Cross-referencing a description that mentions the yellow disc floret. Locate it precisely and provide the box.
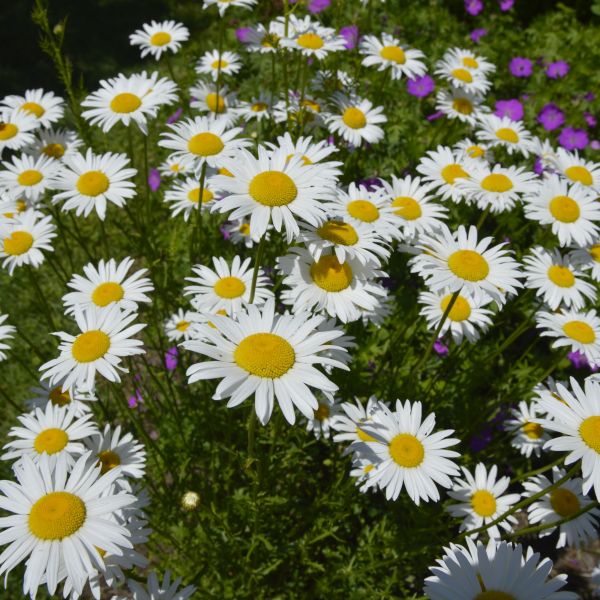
[71,330,111,363]
[310,255,353,292]
[389,434,425,468]
[234,333,295,378]
[29,491,86,540]
[447,250,490,282]
[249,171,298,206]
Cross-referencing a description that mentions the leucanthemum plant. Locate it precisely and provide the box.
[0,313,15,361]
[129,20,190,60]
[0,152,61,202]
[359,33,427,80]
[1,88,64,128]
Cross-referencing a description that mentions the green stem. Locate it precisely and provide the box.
[476,205,491,230]
[26,266,56,331]
[249,233,267,304]
[510,455,567,484]
[194,161,208,261]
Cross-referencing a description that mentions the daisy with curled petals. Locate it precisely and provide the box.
[551,147,600,191]
[0,208,56,275]
[209,146,334,243]
[504,401,549,458]
[238,93,273,123]
[411,224,523,304]
[0,108,38,155]
[453,138,492,163]
[164,175,218,220]
[223,218,269,248]
[435,87,489,126]
[26,379,95,416]
[330,396,382,449]
[418,288,493,344]
[116,570,195,600]
[380,175,448,239]
[356,399,460,505]
[184,255,273,314]
[476,113,536,157]
[523,246,596,310]
[326,92,387,147]
[40,305,146,392]
[0,314,15,361]
[525,467,600,548]
[281,23,346,60]
[537,378,600,501]
[158,154,195,179]
[51,149,137,220]
[0,453,136,599]
[62,257,154,314]
[182,298,349,425]
[2,403,97,470]
[523,174,600,247]
[277,247,388,324]
[189,81,239,125]
[196,50,242,81]
[434,57,491,95]
[359,33,427,80]
[305,395,341,440]
[81,71,178,134]
[569,241,600,282]
[447,463,520,539]
[23,127,83,162]
[129,20,189,60]
[0,153,61,202]
[1,89,64,129]
[164,308,202,342]
[441,47,496,76]
[203,0,257,16]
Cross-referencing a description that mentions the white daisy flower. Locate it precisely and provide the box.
[0,108,38,155]
[0,313,15,361]
[184,255,273,314]
[525,467,600,548]
[237,93,273,123]
[51,149,137,220]
[330,396,383,449]
[0,208,56,275]
[40,305,146,391]
[281,23,346,59]
[273,93,327,131]
[25,379,96,416]
[81,71,178,134]
[447,463,520,539]
[504,401,549,458]
[116,570,195,600]
[240,20,285,53]
[2,403,98,470]
[0,194,27,220]
[440,47,496,76]
[476,114,536,157]
[62,257,154,313]
[0,453,136,599]
[196,49,242,80]
[349,455,377,492]
[22,127,82,162]
[164,308,203,342]
[164,175,218,220]
[189,81,239,125]
[203,0,257,16]
[182,298,350,425]
[453,138,493,163]
[523,174,600,247]
[410,224,523,304]
[0,153,61,202]
[313,69,357,95]
[305,395,341,440]
[523,246,596,310]
[532,376,571,419]
[129,20,190,60]
[551,147,600,191]
[158,154,195,179]
[569,241,600,282]
[223,218,268,247]
[326,92,387,147]
[435,87,489,126]
[434,57,492,95]
[1,89,64,128]
[357,399,460,504]
[359,33,427,80]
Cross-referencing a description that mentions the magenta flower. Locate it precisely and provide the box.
[592,140,600,150]
[584,112,597,128]
[509,57,533,77]
[533,156,544,176]
[546,60,569,79]
[406,74,435,98]
[470,28,488,43]
[499,0,514,10]
[559,127,588,151]
[465,0,484,15]
[165,346,178,371]
[495,99,524,121]
[433,339,449,356]
[148,168,161,192]
[308,0,330,13]
[235,27,253,43]
[167,107,183,124]
[339,25,359,50]
[427,110,445,121]
[128,388,143,408]
[537,103,565,131]
[568,351,589,370]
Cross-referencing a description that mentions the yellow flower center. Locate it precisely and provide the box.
[441,163,468,184]
[317,220,359,245]
[249,171,298,206]
[3,230,33,255]
[17,170,43,187]
[188,132,224,156]
[187,187,214,204]
[471,489,497,517]
[42,143,65,159]
[0,122,18,140]
[110,92,142,114]
[219,167,234,177]
[590,244,600,263]
[34,428,69,455]
[389,434,424,468]
[29,492,86,540]
[522,421,543,440]
[261,33,280,48]
[251,102,268,112]
[77,171,110,197]
[314,403,330,421]
[481,174,513,193]
[238,223,250,235]
[447,249,490,282]
[49,387,71,406]
[213,276,246,299]
[297,33,324,50]
[21,102,45,118]
[451,68,473,83]
[550,488,580,517]
[170,163,181,172]
[211,58,229,70]
[565,166,593,186]
[342,107,367,129]
[347,199,379,222]
[547,265,574,288]
[440,293,471,321]
[474,593,515,600]
[357,425,376,442]
[549,195,580,223]
[495,128,519,143]
[16,199,27,212]
[310,255,353,292]
[150,31,171,46]
[467,145,485,158]
[206,93,226,113]
[452,98,473,115]
[563,320,595,344]
[97,450,121,474]
[234,333,295,378]
[286,153,312,166]
[302,99,321,113]
[71,330,111,363]
[462,56,479,68]
[176,320,190,331]
[392,196,422,220]
[580,416,600,453]
[380,45,406,64]
[91,282,124,307]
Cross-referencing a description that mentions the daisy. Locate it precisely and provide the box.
[379,175,448,239]
[410,224,523,304]
[523,174,600,247]
[569,241,600,282]
[504,401,550,458]
[164,175,218,220]
[209,146,335,243]
[418,288,493,344]
[117,570,196,600]
[223,218,268,247]
[359,34,427,80]
[435,87,489,126]
[189,81,239,125]
[40,305,146,392]
[326,92,387,147]
[273,93,327,131]
[356,399,460,504]
[0,313,15,361]
[240,20,285,53]
[25,379,96,416]
[305,395,341,440]
[278,247,388,324]
[330,396,383,449]
[237,93,273,123]
[62,257,154,313]
[2,403,97,470]
[23,127,82,162]
[164,308,203,341]
[202,0,257,16]
[0,194,26,219]
[196,49,242,80]
[158,154,195,179]
[129,20,190,60]
[349,455,376,492]
[182,299,349,425]
[0,453,136,599]
[525,467,600,548]
[476,114,536,156]
[434,57,492,95]
[184,255,273,314]
[0,153,61,202]
[551,147,600,191]
[523,246,596,310]
[441,47,496,76]
[281,23,346,60]
[0,208,56,275]
[453,138,492,163]
[1,89,64,128]
[447,463,521,539]
[0,108,38,155]
[81,71,178,133]
[313,69,357,95]
[532,376,571,418]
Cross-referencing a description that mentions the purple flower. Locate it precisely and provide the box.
[470,28,488,43]
[426,110,445,121]
[128,388,143,408]
[165,346,178,371]
[465,0,484,15]
[406,74,435,98]
[584,92,596,102]
[509,57,533,77]
[537,103,565,131]
[148,168,161,192]
[591,140,600,150]
[308,0,330,13]
[220,223,231,240]
[339,25,359,50]
[470,427,493,452]
[559,126,588,151]
[546,60,569,79]
[433,339,449,356]
[166,107,183,124]
[584,111,597,128]
[495,99,524,121]
[568,350,589,369]
[533,156,544,175]
[358,176,383,191]
[235,27,253,43]
[499,0,514,10]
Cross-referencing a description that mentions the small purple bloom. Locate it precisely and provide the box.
[167,107,183,124]
[499,0,514,10]
[433,339,449,357]
[148,168,161,192]
[128,388,143,408]
[533,156,544,175]
[308,0,330,13]
[406,74,435,98]
[537,103,565,131]
[470,28,488,43]
[568,351,589,369]
[465,0,484,15]
[220,223,231,240]
[165,346,178,371]
[591,140,600,150]
[584,92,596,102]
[509,57,533,77]
[584,112,597,128]
[470,427,493,452]
[339,25,359,50]
[546,60,569,79]
[495,99,524,121]
[235,27,253,43]
[559,126,588,151]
